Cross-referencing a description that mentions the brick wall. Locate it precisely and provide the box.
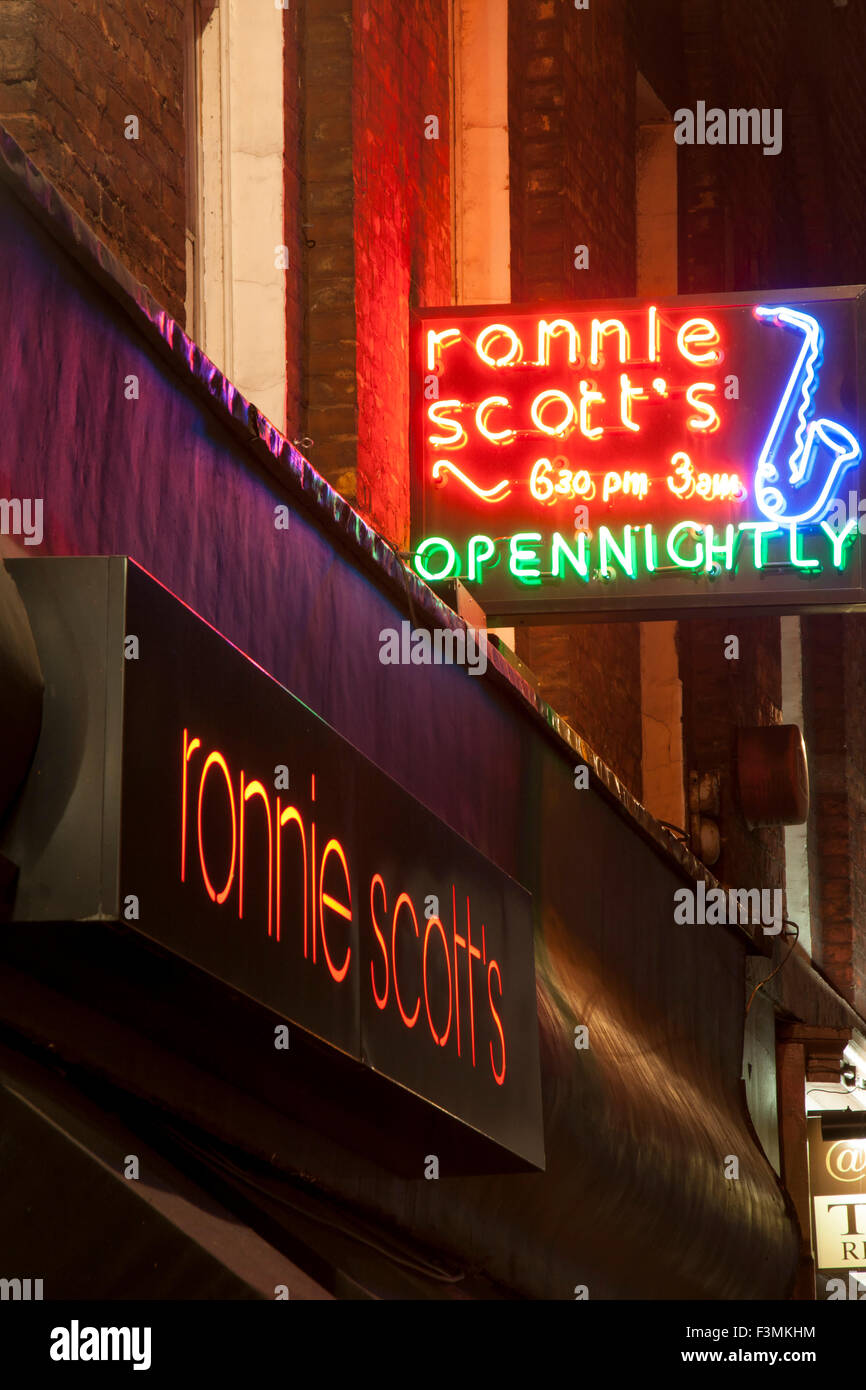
[676,0,790,297]
[673,2,787,891]
[0,0,186,321]
[298,0,451,545]
[678,0,866,296]
[509,0,636,302]
[519,621,643,798]
[352,0,452,547]
[803,617,866,1016]
[509,0,643,798]
[284,0,304,437]
[300,1,358,496]
[675,0,866,944]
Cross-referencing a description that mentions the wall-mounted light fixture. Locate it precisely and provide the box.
[736,725,809,827]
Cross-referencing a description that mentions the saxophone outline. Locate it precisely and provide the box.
[753,305,861,527]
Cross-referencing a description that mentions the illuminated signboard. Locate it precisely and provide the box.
[3,558,544,1172]
[807,1118,866,1296]
[410,287,866,620]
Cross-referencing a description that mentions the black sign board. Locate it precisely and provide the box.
[2,558,544,1172]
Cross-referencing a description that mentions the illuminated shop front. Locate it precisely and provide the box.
[2,127,858,1302]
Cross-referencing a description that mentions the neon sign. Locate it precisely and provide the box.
[180,736,507,1080]
[3,557,544,1173]
[753,306,862,525]
[113,561,544,1169]
[410,288,866,619]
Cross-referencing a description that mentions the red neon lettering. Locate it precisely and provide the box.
[181,728,201,881]
[196,751,237,905]
[476,323,522,367]
[619,373,647,432]
[392,892,421,1028]
[536,318,580,366]
[427,399,467,449]
[431,460,511,502]
[318,838,352,984]
[276,800,307,949]
[310,776,317,963]
[685,382,720,432]
[676,317,721,364]
[668,451,695,499]
[530,389,576,438]
[488,960,506,1085]
[578,381,605,440]
[426,327,461,370]
[466,897,481,1067]
[369,873,389,1009]
[648,305,660,362]
[603,470,649,504]
[423,915,453,1047]
[239,776,273,938]
[452,884,463,1057]
[475,396,515,444]
[529,457,555,504]
[590,318,629,366]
